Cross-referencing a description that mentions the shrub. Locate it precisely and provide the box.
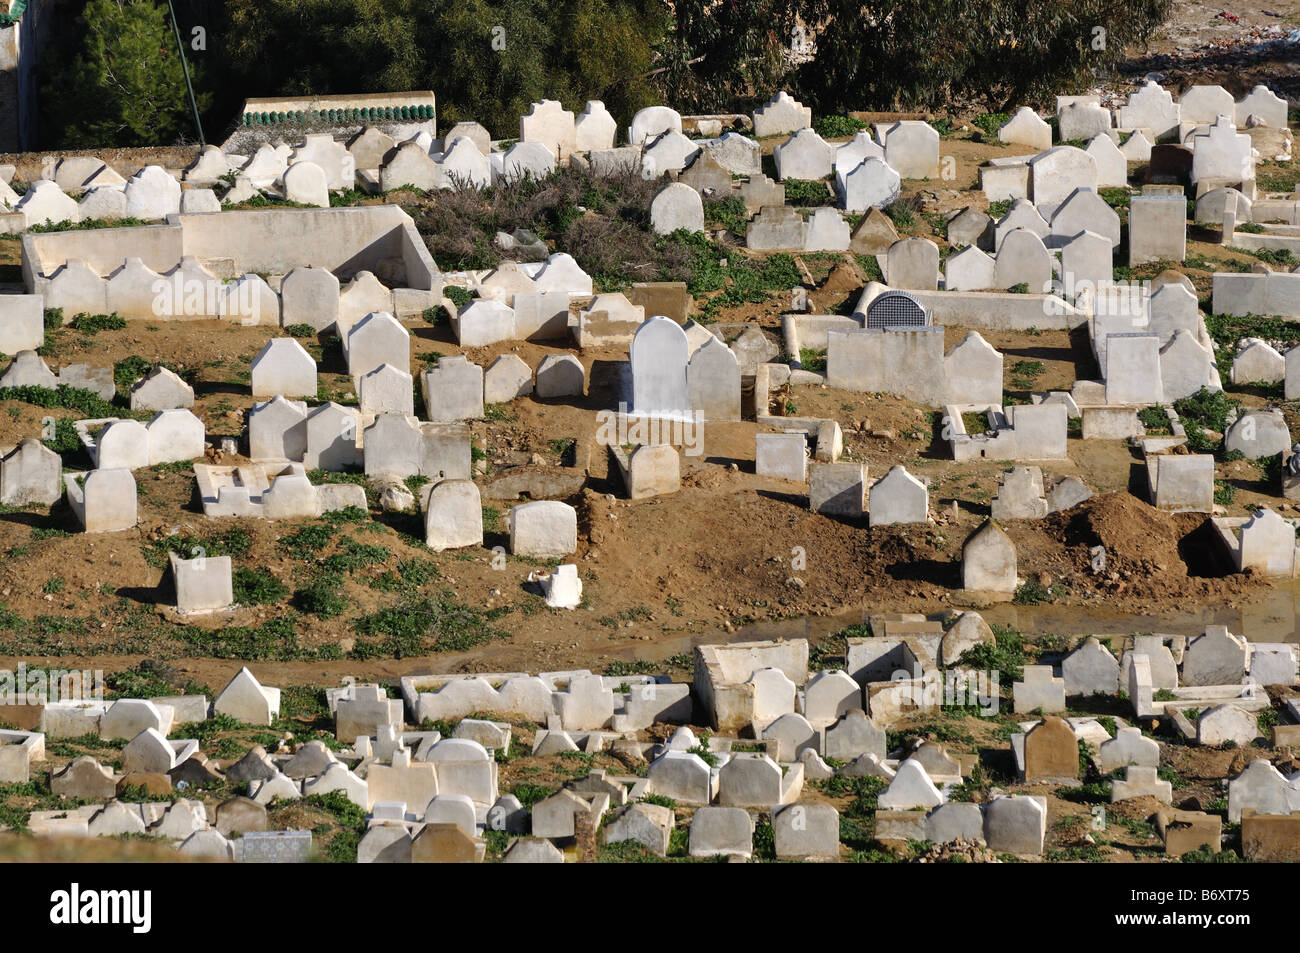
[444,285,475,308]
[68,312,126,334]
[232,568,289,606]
[704,195,748,233]
[1174,387,1239,454]
[972,112,1010,137]
[294,574,349,618]
[0,383,118,419]
[790,0,1171,118]
[814,115,869,139]
[145,528,252,568]
[799,348,826,373]
[349,592,508,658]
[883,198,917,228]
[1009,360,1044,389]
[278,524,335,559]
[783,178,833,206]
[957,623,1025,683]
[1213,480,1236,506]
[1137,406,1172,435]
[1013,580,1054,604]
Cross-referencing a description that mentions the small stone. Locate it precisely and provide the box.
[379,485,415,513]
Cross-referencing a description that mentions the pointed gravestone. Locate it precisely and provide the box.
[1061,637,1120,696]
[998,107,1051,150]
[248,395,308,461]
[947,206,992,249]
[359,363,415,416]
[824,710,886,762]
[251,337,317,399]
[1013,665,1066,714]
[347,311,410,380]
[1238,508,1297,577]
[0,438,61,505]
[868,465,927,527]
[962,520,1016,593]
[1182,626,1247,687]
[850,207,899,255]
[123,727,179,775]
[1097,726,1159,775]
[304,401,360,471]
[877,759,943,811]
[534,354,585,399]
[129,366,194,412]
[483,354,533,404]
[214,667,280,725]
[1086,134,1127,188]
[773,128,833,180]
[1022,716,1078,782]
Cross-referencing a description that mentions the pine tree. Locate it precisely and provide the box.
[41,0,208,148]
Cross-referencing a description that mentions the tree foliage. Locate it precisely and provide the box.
[651,0,1173,116]
[219,0,666,137]
[785,0,1174,114]
[39,0,210,148]
[35,0,1174,149]
[651,0,795,114]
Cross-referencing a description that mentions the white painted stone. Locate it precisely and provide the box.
[251,338,316,398]
[999,107,1051,150]
[123,166,181,220]
[773,128,833,181]
[650,181,704,235]
[753,91,811,138]
[869,465,927,526]
[282,161,329,207]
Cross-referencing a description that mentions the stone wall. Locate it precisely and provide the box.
[0,0,65,152]
[23,204,439,297]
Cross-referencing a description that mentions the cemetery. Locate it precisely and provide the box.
[2,1,1300,871]
[5,609,1300,863]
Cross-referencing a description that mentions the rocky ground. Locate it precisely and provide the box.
[1115,0,1300,99]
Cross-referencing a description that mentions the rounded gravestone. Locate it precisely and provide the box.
[283,161,329,208]
[649,181,704,235]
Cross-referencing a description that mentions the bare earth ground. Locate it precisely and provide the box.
[0,120,1290,685]
[1120,0,1300,99]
